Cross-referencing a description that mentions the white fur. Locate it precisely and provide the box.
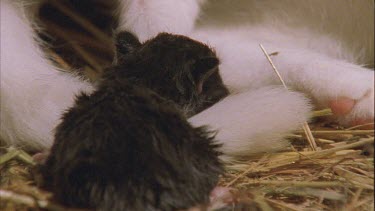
[0,0,373,160]
[191,28,374,125]
[0,1,93,150]
[118,0,203,41]
[119,0,374,157]
[189,86,311,160]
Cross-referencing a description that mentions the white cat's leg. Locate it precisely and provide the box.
[257,46,374,126]
[0,1,93,150]
[117,0,204,41]
[192,29,374,126]
[271,50,374,126]
[189,86,311,161]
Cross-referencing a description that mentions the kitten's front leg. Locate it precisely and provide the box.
[189,86,311,162]
[117,0,204,41]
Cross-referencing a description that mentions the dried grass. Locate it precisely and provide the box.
[1,1,373,210]
[1,123,373,210]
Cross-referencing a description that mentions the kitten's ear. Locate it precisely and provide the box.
[115,31,141,57]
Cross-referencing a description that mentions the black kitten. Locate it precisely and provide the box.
[40,32,229,210]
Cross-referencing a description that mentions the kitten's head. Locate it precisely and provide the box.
[110,31,229,117]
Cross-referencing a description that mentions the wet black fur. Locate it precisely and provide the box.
[40,32,229,210]
[113,31,229,117]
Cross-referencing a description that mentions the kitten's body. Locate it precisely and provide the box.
[1,0,373,159]
[41,32,226,210]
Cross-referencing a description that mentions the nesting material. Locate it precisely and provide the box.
[1,121,373,210]
[259,44,318,151]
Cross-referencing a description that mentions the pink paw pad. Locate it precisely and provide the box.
[328,97,374,129]
[329,97,355,116]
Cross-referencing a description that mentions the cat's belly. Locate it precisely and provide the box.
[199,0,374,67]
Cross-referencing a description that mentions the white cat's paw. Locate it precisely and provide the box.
[189,86,312,158]
[329,88,374,128]
[323,69,374,128]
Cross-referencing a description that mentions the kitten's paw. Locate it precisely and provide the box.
[32,151,50,164]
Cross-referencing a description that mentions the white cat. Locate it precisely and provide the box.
[1,0,373,163]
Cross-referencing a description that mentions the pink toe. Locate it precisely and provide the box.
[329,97,356,116]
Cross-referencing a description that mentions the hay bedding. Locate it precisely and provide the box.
[0,1,373,210]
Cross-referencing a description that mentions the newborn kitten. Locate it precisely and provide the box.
[40,32,229,210]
